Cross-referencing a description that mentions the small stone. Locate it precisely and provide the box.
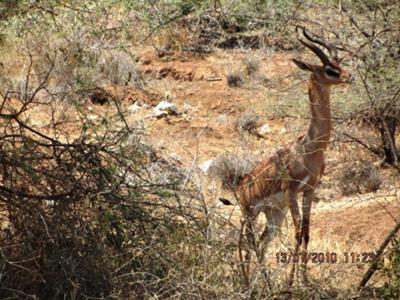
[256,123,271,136]
[128,101,143,113]
[198,159,214,173]
[153,101,178,118]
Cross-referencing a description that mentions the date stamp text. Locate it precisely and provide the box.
[275,251,378,264]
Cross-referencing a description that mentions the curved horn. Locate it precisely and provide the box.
[296,26,331,66]
[301,27,338,61]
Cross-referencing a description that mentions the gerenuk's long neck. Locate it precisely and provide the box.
[305,77,332,152]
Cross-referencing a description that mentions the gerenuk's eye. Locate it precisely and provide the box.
[325,68,340,77]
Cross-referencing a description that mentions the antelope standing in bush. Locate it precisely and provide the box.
[220,26,353,285]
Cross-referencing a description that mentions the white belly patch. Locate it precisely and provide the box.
[251,191,287,213]
[298,175,311,190]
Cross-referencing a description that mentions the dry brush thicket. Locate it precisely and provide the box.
[0,0,399,299]
[0,52,202,298]
[338,3,400,167]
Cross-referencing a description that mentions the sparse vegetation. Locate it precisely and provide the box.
[383,237,400,298]
[0,0,398,298]
[226,69,244,87]
[338,2,400,166]
[244,56,260,76]
[340,163,382,195]
[234,112,260,134]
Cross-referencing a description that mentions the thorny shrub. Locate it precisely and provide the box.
[0,51,219,298]
[339,2,400,165]
[127,0,299,50]
[0,5,226,297]
[383,237,400,299]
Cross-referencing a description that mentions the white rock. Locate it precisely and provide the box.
[256,123,271,136]
[153,101,178,118]
[153,110,168,118]
[128,101,143,113]
[198,159,214,173]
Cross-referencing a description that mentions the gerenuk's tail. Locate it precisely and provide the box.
[219,197,234,205]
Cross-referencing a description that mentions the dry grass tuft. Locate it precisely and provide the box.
[234,113,260,134]
[340,163,382,195]
[243,56,260,76]
[209,154,256,189]
[226,70,244,87]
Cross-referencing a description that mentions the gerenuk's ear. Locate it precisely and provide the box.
[292,59,315,72]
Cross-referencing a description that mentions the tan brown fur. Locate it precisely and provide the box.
[237,143,293,214]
